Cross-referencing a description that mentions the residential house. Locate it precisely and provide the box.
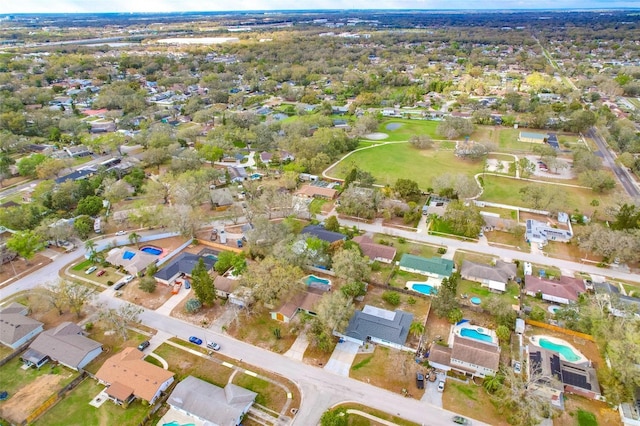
[428,334,500,378]
[301,225,346,244]
[460,260,517,292]
[270,289,323,323]
[0,303,43,349]
[165,376,257,426]
[352,235,397,264]
[525,219,572,245]
[55,168,95,184]
[529,347,601,400]
[518,131,547,144]
[398,254,454,280]
[259,151,295,164]
[227,166,248,183]
[214,275,239,299]
[339,305,414,351]
[64,145,92,158]
[594,282,640,317]
[105,246,158,276]
[210,188,235,208]
[524,275,586,304]
[90,121,117,134]
[154,252,216,285]
[295,185,338,200]
[21,322,102,370]
[95,347,175,405]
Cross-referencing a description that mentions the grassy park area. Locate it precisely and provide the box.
[329,143,483,189]
[367,119,439,142]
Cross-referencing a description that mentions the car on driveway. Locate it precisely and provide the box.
[137,340,150,351]
[416,372,424,389]
[96,270,106,277]
[113,281,126,290]
[437,381,445,392]
[189,336,203,345]
[452,415,470,424]
[207,342,221,351]
[85,266,97,275]
[123,275,134,283]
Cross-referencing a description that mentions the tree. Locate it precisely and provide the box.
[324,216,340,232]
[36,281,69,315]
[214,251,247,275]
[394,178,421,202]
[85,239,98,262]
[580,170,616,193]
[432,275,459,318]
[340,281,366,299]
[612,204,640,231]
[16,154,46,177]
[128,232,141,247]
[139,276,157,293]
[409,134,433,149]
[332,247,371,283]
[443,201,484,238]
[6,230,41,265]
[496,325,511,344]
[98,303,143,341]
[101,178,131,204]
[315,291,354,333]
[320,408,349,426]
[484,296,517,329]
[436,116,475,139]
[61,280,94,318]
[76,195,104,216]
[409,321,425,339]
[448,308,463,324]
[190,258,216,305]
[240,256,304,307]
[36,158,68,180]
[74,215,94,240]
[0,153,15,187]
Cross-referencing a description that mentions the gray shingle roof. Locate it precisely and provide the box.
[460,260,516,284]
[0,305,43,346]
[451,335,500,373]
[344,305,413,346]
[28,322,101,368]
[168,376,257,425]
[154,253,216,282]
[301,225,346,243]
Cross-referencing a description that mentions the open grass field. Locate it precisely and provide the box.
[329,143,483,189]
[232,372,287,409]
[33,378,149,426]
[479,175,615,214]
[374,119,439,141]
[154,343,233,386]
[331,402,420,426]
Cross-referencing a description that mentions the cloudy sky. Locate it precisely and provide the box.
[1,0,638,14]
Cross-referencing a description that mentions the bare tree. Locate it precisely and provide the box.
[98,303,143,341]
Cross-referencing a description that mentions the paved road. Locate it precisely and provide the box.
[587,127,640,199]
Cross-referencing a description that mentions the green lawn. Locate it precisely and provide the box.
[233,373,285,408]
[0,357,77,396]
[373,119,439,141]
[71,259,93,271]
[330,144,483,189]
[33,378,149,426]
[479,175,614,214]
[154,343,233,386]
[576,409,599,426]
[498,128,543,152]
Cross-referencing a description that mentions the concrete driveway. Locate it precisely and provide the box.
[324,340,359,376]
[421,371,446,408]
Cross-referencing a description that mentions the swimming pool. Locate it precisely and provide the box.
[140,246,163,256]
[538,338,582,362]
[460,327,494,343]
[411,284,433,295]
[470,297,482,305]
[304,275,331,287]
[406,279,441,296]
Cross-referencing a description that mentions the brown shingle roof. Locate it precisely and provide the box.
[106,381,134,401]
[352,235,397,262]
[524,275,586,302]
[274,290,323,319]
[214,276,239,294]
[451,335,500,372]
[295,185,337,199]
[428,344,452,367]
[95,347,174,402]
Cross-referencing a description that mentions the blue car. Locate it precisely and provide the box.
[189,336,202,345]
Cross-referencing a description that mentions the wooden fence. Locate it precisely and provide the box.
[22,372,88,425]
[525,319,594,341]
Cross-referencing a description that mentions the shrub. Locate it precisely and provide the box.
[84,322,94,331]
[398,237,406,244]
[437,247,447,254]
[407,296,417,305]
[185,298,202,313]
[106,280,114,286]
[382,290,401,306]
[370,261,381,272]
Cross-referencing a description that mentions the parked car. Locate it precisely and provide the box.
[514,361,522,374]
[96,270,106,277]
[115,230,126,236]
[207,342,221,351]
[85,266,97,275]
[452,415,470,424]
[236,239,243,248]
[138,340,150,351]
[416,372,424,389]
[437,381,445,392]
[113,281,126,290]
[189,336,203,345]
[123,275,134,283]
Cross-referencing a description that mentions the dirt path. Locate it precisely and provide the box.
[0,374,63,423]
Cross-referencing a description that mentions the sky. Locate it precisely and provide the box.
[1,0,639,14]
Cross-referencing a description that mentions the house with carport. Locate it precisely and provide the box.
[154,252,216,285]
[460,260,517,293]
[0,303,43,349]
[271,289,323,323]
[163,376,257,426]
[21,322,102,370]
[95,347,174,405]
[338,305,414,351]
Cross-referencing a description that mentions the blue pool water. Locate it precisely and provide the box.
[305,275,330,286]
[460,327,493,343]
[203,254,218,262]
[141,246,162,256]
[539,338,581,362]
[470,297,482,305]
[411,284,433,295]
